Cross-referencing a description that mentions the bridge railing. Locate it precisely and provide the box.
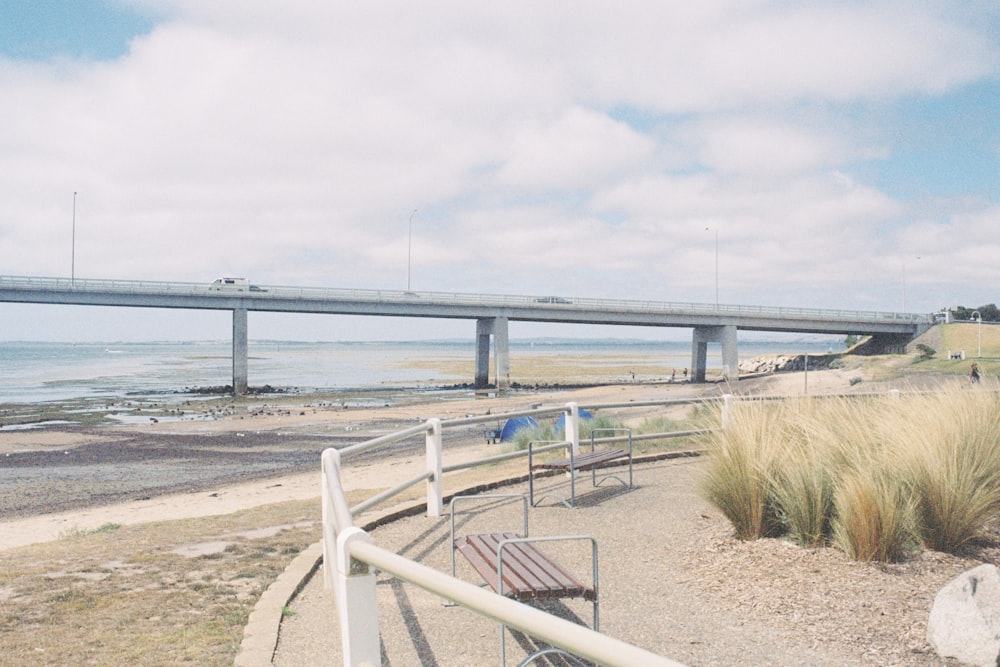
[0,274,933,324]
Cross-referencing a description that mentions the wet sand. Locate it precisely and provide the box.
[0,367,872,552]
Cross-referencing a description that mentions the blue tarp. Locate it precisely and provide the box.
[499,416,539,442]
[554,408,593,434]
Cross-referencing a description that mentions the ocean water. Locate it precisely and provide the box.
[0,338,844,405]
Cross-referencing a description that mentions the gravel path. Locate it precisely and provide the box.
[273,459,966,666]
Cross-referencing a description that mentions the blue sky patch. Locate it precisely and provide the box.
[0,0,156,61]
[872,80,999,201]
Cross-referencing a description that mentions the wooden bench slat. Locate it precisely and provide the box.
[486,536,585,599]
[460,533,569,598]
[454,532,594,601]
[532,448,626,472]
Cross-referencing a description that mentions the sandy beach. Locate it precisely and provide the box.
[0,366,864,551]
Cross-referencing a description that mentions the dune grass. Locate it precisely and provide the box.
[701,399,787,540]
[893,390,1000,552]
[702,387,1000,561]
[830,467,917,562]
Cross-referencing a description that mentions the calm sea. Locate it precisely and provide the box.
[0,338,843,405]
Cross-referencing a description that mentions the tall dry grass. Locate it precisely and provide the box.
[703,387,1000,561]
[891,388,1000,552]
[830,467,917,561]
[701,399,788,540]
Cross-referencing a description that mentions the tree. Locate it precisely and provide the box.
[977,304,1000,322]
[950,304,1000,322]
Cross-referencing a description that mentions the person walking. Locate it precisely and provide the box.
[970,362,981,384]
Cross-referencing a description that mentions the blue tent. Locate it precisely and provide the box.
[499,416,539,442]
[554,408,593,435]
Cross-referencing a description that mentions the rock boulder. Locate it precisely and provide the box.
[927,564,1000,667]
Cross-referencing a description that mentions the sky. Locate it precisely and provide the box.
[0,0,997,342]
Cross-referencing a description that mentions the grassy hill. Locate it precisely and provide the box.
[893,322,1000,381]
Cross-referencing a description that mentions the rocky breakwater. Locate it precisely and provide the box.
[739,353,839,376]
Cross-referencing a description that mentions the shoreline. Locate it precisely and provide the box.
[0,361,928,552]
[0,379,723,549]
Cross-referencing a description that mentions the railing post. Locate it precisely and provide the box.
[425,418,443,517]
[321,448,343,591]
[721,394,734,430]
[335,527,381,667]
[565,402,580,456]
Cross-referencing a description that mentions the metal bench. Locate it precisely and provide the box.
[449,494,599,665]
[529,428,634,508]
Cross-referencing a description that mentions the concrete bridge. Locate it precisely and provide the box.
[0,275,933,393]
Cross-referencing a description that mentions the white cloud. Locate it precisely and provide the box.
[679,118,852,175]
[0,1,998,340]
[496,107,655,191]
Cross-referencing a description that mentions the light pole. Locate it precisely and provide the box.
[71,191,77,284]
[407,208,417,291]
[705,226,718,306]
[902,256,921,312]
[973,310,982,358]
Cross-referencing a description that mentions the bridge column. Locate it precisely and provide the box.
[474,317,510,389]
[691,325,738,383]
[494,316,509,389]
[233,308,248,395]
[475,318,491,387]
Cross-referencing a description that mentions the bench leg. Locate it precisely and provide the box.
[529,467,535,507]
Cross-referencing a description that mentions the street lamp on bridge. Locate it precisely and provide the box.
[973,310,982,358]
[71,191,77,284]
[407,208,418,291]
[902,256,921,312]
[705,226,718,307]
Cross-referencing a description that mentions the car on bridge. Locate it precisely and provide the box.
[210,277,250,291]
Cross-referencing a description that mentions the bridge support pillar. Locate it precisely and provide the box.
[233,308,248,395]
[475,317,510,389]
[691,325,738,383]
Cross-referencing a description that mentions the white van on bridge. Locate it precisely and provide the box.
[209,277,250,291]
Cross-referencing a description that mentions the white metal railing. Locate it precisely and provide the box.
[320,387,985,665]
[321,397,721,667]
[0,274,933,324]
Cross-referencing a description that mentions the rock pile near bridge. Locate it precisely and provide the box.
[739,353,839,376]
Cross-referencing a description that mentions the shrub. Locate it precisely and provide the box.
[506,422,557,452]
[579,413,624,441]
[915,343,936,360]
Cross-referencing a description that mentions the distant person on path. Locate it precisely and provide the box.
[970,363,981,384]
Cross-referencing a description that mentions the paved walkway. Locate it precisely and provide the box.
[255,458,865,667]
